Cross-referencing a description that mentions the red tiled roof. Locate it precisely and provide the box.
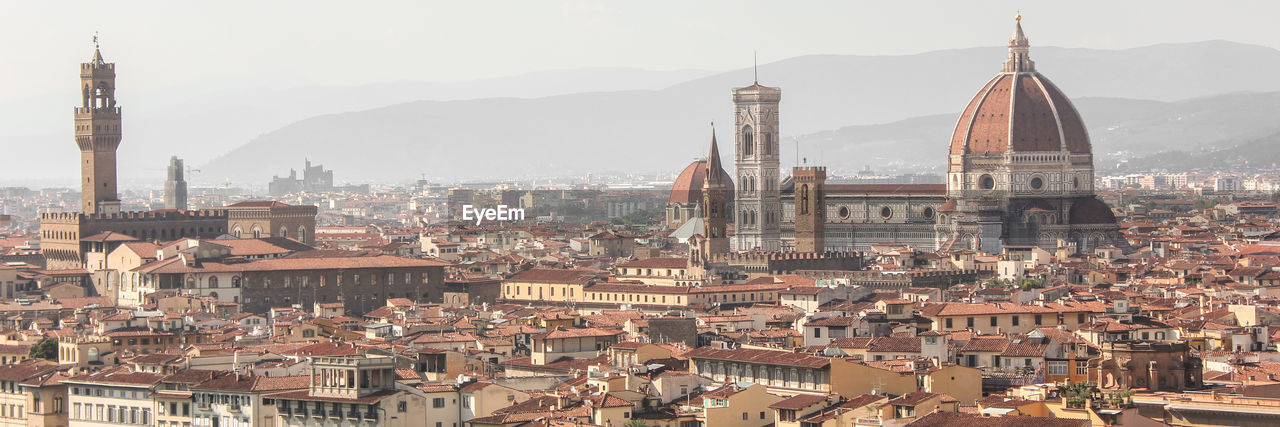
[769,394,829,410]
[616,258,688,269]
[685,347,830,369]
[506,269,601,284]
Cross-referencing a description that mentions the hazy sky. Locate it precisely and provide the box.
[4,0,1279,105]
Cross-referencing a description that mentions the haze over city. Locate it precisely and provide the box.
[5,1,1280,188]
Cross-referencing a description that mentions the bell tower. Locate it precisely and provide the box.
[732,79,782,251]
[702,129,731,256]
[75,36,122,214]
[793,166,826,253]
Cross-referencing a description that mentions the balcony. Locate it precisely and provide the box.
[363,411,378,421]
[228,405,242,413]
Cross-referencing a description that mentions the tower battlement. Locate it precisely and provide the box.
[40,209,228,223]
[708,250,859,263]
[79,62,115,73]
[793,166,827,176]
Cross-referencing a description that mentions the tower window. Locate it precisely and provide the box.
[880,207,892,219]
[923,207,935,219]
[838,206,850,219]
[742,126,754,156]
[1030,176,1044,190]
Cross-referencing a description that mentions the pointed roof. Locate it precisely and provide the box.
[1002,14,1035,73]
[704,130,725,188]
[1013,13,1027,43]
[89,34,108,67]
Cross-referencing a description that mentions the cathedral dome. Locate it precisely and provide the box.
[669,160,734,204]
[949,19,1091,157]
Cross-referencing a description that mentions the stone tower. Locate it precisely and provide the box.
[792,166,826,253]
[732,81,782,251]
[75,40,122,214]
[702,130,731,256]
[164,156,188,210]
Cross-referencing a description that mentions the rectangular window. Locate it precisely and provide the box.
[1012,316,1020,326]
[1077,365,1089,376]
[945,318,953,329]
[1048,361,1068,376]
[966,317,974,328]
[1078,313,1085,323]
[1034,314,1043,325]
[990,316,998,327]
[813,328,821,338]
[433,398,445,408]
[74,403,81,420]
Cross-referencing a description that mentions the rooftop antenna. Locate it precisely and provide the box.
[753,51,758,84]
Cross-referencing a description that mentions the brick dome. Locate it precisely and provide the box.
[949,18,1091,157]
[669,160,734,204]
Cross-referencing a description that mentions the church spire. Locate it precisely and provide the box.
[1002,13,1035,73]
[705,124,724,187]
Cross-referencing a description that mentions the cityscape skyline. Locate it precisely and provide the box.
[0,6,1278,427]
[6,2,1280,187]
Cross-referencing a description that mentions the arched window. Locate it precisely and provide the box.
[233,227,242,238]
[279,227,288,238]
[252,227,261,238]
[185,276,196,289]
[742,126,754,156]
[208,277,219,289]
[298,226,307,244]
[765,133,773,154]
[232,277,242,288]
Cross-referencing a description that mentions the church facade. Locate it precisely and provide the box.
[675,17,1127,255]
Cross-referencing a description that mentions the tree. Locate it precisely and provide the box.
[625,419,649,427]
[29,338,57,361]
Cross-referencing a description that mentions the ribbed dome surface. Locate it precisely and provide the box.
[669,160,734,204]
[949,73,1090,156]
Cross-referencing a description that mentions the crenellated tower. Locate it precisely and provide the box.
[75,38,123,214]
[792,166,826,252]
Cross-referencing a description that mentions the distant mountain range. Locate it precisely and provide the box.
[198,40,1280,183]
[796,91,1280,175]
[8,40,1280,186]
